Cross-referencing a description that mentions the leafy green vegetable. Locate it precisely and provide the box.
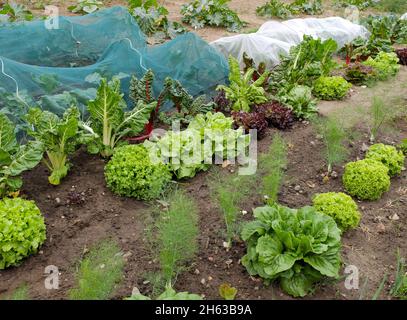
[334,0,374,10]
[313,76,352,100]
[343,159,390,200]
[144,112,249,179]
[0,198,46,269]
[344,62,377,86]
[68,0,103,14]
[181,0,246,32]
[25,107,81,185]
[130,70,213,127]
[219,283,237,300]
[217,56,269,112]
[231,111,268,139]
[158,79,215,127]
[271,36,338,93]
[363,51,400,81]
[128,0,186,39]
[365,143,405,177]
[0,114,43,198]
[0,88,33,136]
[256,0,292,19]
[363,15,407,45]
[290,0,323,15]
[313,192,361,232]
[127,284,202,300]
[105,144,171,200]
[0,2,33,22]
[84,78,156,158]
[241,204,341,297]
[144,129,209,179]
[256,0,323,18]
[284,85,318,119]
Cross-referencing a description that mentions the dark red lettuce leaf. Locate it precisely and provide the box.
[213,90,230,112]
[255,102,294,130]
[396,48,407,66]
[232,111,268,139]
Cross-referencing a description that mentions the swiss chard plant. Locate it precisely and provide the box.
[270,36,338,93]
[84,77,156,158]
[0,114,43,198]
[241,204,342,297]
[130,70,214,127]
[158,79,215,127]
[24,107,81,186]
[217,56,269,112]
[181,0,246,32]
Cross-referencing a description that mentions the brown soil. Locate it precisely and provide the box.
[1,0,406,300]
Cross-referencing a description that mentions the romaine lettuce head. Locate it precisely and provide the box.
[241,204,341,297]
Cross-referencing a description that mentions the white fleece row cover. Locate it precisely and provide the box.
[401,13,407,20]
[210,17,370,68]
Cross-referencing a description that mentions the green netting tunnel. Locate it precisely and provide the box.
[0,6,228,117]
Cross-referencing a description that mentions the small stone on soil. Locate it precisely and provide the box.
[389,213,400,221]
[377,223,386,233]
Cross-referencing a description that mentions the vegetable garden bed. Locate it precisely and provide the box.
[0,0,406,301]
[0,106,406,299]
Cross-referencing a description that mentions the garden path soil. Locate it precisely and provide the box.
[1,0,406,300]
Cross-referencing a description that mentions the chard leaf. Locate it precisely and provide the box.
[6,141,43,177]
[0,113,17,152]
[87,78,124,141]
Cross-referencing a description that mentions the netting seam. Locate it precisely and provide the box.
[0,57,29,108]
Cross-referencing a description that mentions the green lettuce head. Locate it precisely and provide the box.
[0,198,46,269]
[313,192,361,232]
[343,159,390,200]
[365,143,405,177]
[241,204,341,297]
